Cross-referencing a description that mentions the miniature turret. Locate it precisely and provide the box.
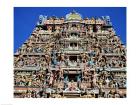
[102,16,112,26]
[37,15,46,25]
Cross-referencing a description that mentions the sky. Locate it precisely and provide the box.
[14,7,126,52]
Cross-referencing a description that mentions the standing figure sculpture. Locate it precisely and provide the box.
[91,70,98,88]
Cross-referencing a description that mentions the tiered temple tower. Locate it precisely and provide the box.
[14,11,126,98]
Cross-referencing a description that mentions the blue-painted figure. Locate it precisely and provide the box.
[64,75,69,89]
[76,74,81,88]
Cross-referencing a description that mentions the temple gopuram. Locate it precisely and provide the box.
[14,11,126,98]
